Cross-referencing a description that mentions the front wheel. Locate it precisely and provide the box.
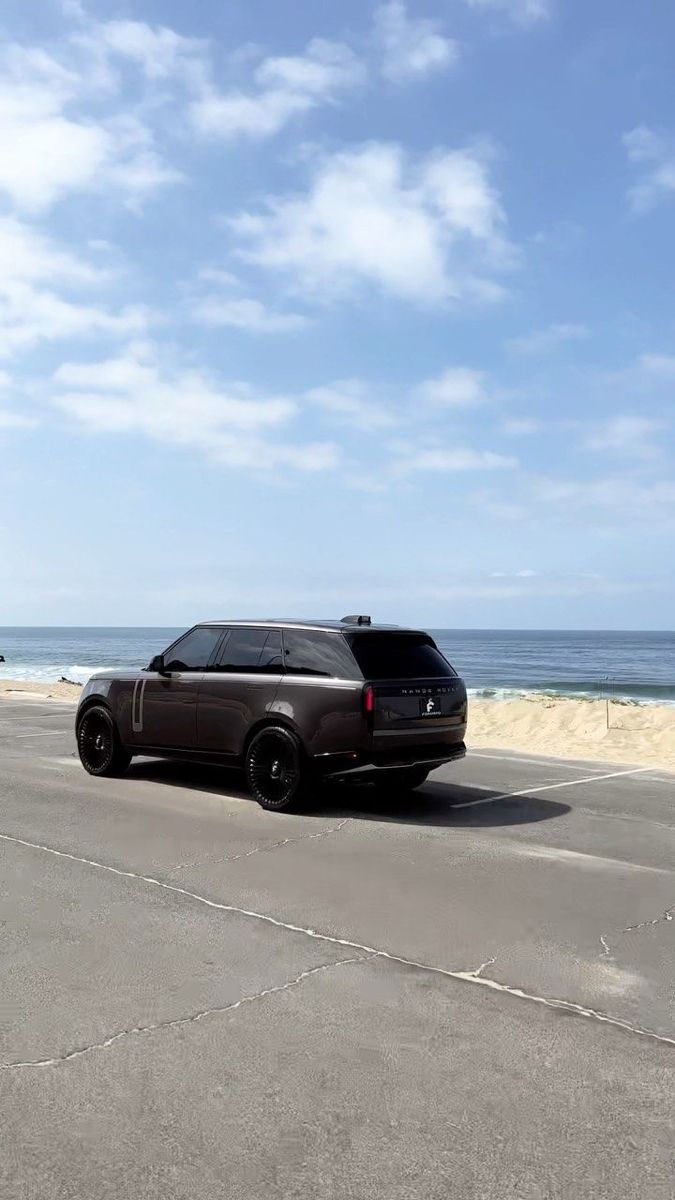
[245,726,307,811]
[77,705,132,777]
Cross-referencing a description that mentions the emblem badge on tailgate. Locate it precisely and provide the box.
[421,696,442,716]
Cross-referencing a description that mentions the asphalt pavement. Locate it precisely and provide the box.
[1,696,673,1199]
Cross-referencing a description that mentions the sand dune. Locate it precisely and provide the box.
[468,695,675,771]
[1,679,673,771]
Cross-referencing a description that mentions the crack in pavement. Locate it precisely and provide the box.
[462,957,496,979]
[169,817,350,874]
[599,903,673,959]
[622,904,674,935]
[1,830,674,1050]
[1,954,372,1072]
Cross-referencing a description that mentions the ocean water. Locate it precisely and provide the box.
[0,627,673,704]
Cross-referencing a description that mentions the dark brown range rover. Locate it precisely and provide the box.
[76,617,467,810]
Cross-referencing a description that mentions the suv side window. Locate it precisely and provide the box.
[164,626,222,672]
[283,630,359,679]
[215,628,283,672]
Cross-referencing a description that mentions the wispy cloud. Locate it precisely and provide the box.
[231,142,514,306]
[190,38,365,140]
[0,408,36,430]
[306,380,398,430]
[192,295,309,333]
[51,342,339,472]
[373,1,458,84]
[584,415,665,460]
[0,217,151,357]
[414,366,488,408]
[506,322,588,356]
[624,126,675,213]
[390,442,517,473]
[464,0,552,25]
[0,33,182,214]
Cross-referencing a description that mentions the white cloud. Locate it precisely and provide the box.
[501,417,541,435]
[464,0,552,24]
[490,569,537,578]
[231,142,513,305]
[531,475,675,523]
[192,296,308,333]
[0,35,181,213]
[190,39,364,140]
[639,353,675,377]
[374,2,458,84]
[0,217,151,357]
[0,216,101,286]
[51,344,340,473]
[74,19,207,83]
[624,126,675,213]
[414,366,488,407]
[506,322,588,355]
[584,415,665,460]
[307,380,398,430]
[391,443,517,472]
[0,408,36,430]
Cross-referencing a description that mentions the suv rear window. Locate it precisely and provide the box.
[347,633,456,680]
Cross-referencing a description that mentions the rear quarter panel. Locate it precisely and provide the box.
[272,677,365,756]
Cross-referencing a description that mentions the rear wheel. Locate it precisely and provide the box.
[245,726,306,811]
[77,705,131,777]
[373,766,431,794]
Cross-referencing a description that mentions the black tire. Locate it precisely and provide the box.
[373,766,431,793]
[245,725,307,811]
[77,705,132,777]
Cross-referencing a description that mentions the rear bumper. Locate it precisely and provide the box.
[314,740,466,779]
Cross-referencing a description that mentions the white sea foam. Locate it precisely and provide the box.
[0,663,110,685]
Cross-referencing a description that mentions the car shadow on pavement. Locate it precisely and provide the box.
[126,760,570,828]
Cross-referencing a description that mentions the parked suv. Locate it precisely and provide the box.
[76,617,467,810]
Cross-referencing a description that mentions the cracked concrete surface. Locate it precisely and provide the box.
[3,705,675,1200]
[169,817,350,873]
[2,829,674,1049]
[622,903,674,935]
[599,902,674,960]
[1,954,371,1072]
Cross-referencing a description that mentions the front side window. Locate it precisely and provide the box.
[283,630,359,678]
[215,628,283,672]
[164,626,222,672]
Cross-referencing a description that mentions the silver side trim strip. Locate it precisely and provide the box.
[132,679,147,733]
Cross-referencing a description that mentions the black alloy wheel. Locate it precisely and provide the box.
[245,726,306,811]
[77,706,131,777]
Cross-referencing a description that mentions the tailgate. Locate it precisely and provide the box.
[372,678,466,730]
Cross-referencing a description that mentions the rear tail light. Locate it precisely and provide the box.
[363,684,375,722]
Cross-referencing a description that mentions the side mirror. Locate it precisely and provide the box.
[148,653,169,675]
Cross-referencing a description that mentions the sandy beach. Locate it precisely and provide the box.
[469,694,675,771]
[0,679,81,703]
[1,679,673,771]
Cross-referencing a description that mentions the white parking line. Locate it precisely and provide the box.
[469,751,615,773]
[0,714,74,723]
[5,724,69,734]
[451,766,651,809]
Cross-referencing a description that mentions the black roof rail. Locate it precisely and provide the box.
[341,614,372,626]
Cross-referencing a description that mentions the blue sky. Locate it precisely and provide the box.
[1,0,674,629]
